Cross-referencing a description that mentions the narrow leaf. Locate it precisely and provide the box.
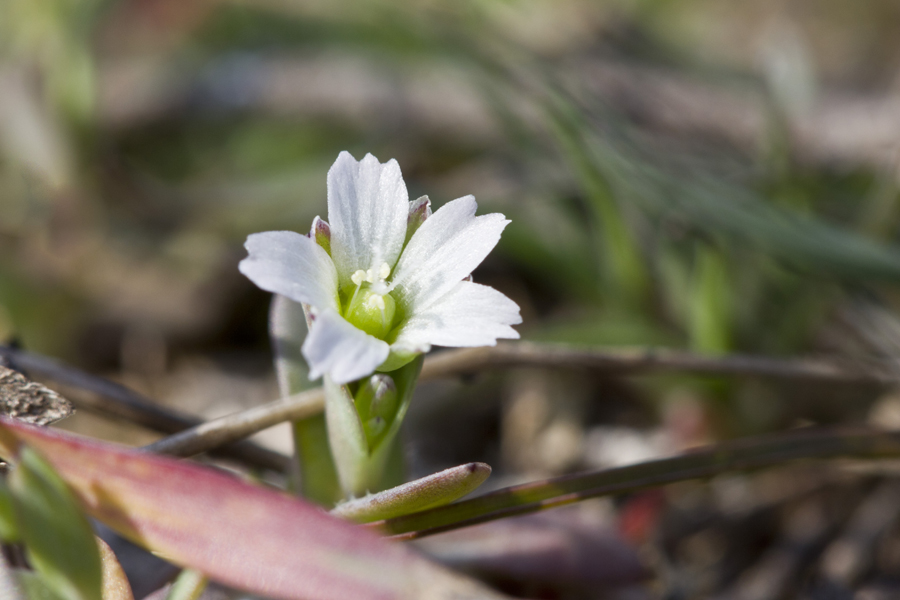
[373,426,900,539]
[293,416,343,506]
[97,538,134,600]
[0,475,18,542]
[164,570,206,600]
[270,294,342,506]
[0,417,509,600]
[10,447,102,600]
[332,463,491,523]
[15,571,60,600]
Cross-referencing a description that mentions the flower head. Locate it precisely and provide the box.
[239,151,521,384]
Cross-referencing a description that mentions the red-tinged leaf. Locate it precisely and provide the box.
[0,418,508,600]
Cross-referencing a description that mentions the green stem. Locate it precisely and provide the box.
[291,415,342,507]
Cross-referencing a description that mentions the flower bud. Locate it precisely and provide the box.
[404,196,431,246]
[354,374,398,446]
[310,216,331,256]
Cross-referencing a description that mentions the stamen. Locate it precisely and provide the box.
[351,270,367,286]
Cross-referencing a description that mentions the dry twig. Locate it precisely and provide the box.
[4,343,896,462]
[145,343,898,458]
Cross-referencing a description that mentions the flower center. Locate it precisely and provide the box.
[344,262,397,339]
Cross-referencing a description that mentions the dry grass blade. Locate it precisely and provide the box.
[421,343,899,384]
[144,342,898,458]
[370,427,900,539]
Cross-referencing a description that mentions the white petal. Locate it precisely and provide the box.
[239,231,339,312]
[302,310,390,384]
[327,152,409,286]
[391,281,521,352]
[390,195,509,315]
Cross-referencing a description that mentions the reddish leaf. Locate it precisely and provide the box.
[0,418,505,600]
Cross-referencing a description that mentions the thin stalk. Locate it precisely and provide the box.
[143,342,897,459]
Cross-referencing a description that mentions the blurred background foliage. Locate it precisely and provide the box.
[4,0,900,456]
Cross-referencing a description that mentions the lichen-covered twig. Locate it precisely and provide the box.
[0,346,288,472]
[0,365,73,425]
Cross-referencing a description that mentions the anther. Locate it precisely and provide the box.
[351,270,367,286]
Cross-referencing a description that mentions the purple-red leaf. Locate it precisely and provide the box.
[0,418,506,600]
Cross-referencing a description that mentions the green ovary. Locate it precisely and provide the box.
[344,288,397,339]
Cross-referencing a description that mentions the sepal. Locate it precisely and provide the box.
[324,356,424,498]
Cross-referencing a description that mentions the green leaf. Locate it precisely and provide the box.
[689,246,732,355]
[548,99,649,301]
[270,294,343,506]
[15,571,61,600]
[9,447,102,600]
[332,462,491,523]
[0,475,19,542]
[549,93,900,284]
[292,416,343,506]
[164,570,207,600]
[594,134,900,283]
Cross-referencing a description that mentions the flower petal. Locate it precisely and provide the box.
[239,231,339,312]
[327,152,409,286]
[390,195,509,315]
[302,310,390,384]
[390,281,521,353]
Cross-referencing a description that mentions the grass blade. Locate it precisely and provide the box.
[373,426,900,539]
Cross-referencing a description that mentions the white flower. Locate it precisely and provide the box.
[239,152,521,384]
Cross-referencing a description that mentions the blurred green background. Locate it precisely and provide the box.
[4,0,900,453]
